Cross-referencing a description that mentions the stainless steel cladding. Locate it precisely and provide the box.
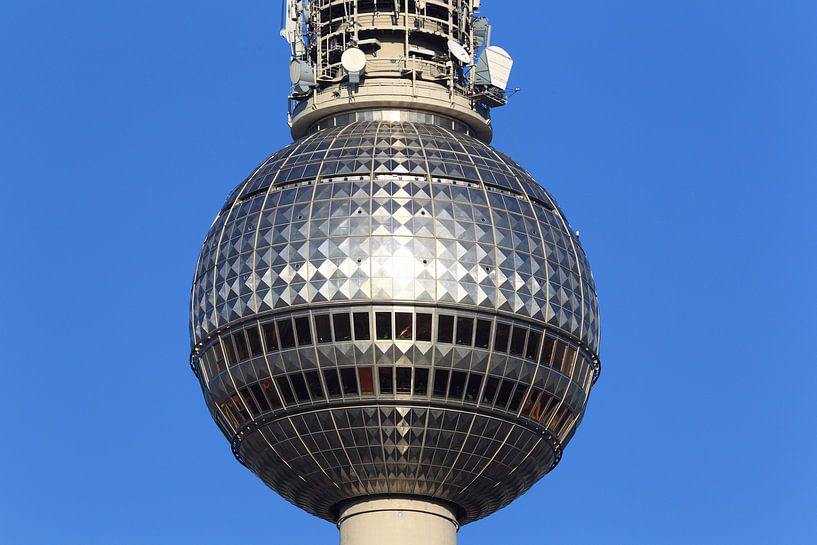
[189,114,600,524]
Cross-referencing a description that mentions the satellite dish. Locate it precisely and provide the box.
[447,39,471,64]
[341,47,367,74]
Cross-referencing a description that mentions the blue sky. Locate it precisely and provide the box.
[1,1,815,544]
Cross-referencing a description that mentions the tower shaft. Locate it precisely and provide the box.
[339,499,458,545]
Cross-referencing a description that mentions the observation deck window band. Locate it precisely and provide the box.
[194,307,601,382]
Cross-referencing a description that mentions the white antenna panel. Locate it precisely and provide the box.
[475,46,513,91]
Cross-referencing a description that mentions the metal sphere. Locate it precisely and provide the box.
[190,118,600,524]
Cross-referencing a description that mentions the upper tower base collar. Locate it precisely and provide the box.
[338,498,459,545]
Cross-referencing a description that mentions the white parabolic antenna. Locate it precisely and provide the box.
[447,39,471,64]
[341,47,367,73]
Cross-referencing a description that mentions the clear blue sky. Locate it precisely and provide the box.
[1,1,815,544]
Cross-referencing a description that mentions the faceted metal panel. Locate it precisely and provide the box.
[190,120,601,525]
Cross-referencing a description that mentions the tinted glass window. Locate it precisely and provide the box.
[222,337,238,365]
[305,370,325,400]
[277,319,296,349]
[340,368,358,395]
[395,313,412,340]
[494,323,510,352]
[396,367,412,393]
[314,315,332,343]
[414,368,429,396]
[239,388,260,416]
[552,341,566,371]
[353,312,371,340]
[290,373,310,401]
[495,380,514,408]
[433,369,450,397]
[526,331,542,361]
[509,326,527,356]
[482,376,500,404]
[250,383,271,412]
[262,322,278,352]
[323,369,342,397]
[508,386,526,412]
[375,312,392,340]
[378,367,394,394]
[246,327,264,357]
[275,376,296,404]
[416,313,432,341]
[294,317,312,346]
[474,319,491,349]
[465,373,483,402]
[456,317,474,346]
[233,332,249,361]
[449,371,467,399]
[333,313,352,341]
[358,367,375,394]
[437,315,454,344]
[540,335,556,364]
[261,379,281,409]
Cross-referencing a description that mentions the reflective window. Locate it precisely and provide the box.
[277,319,296,349]
[246,326,264,357]
[414,368,429,396]
[540,335,555,365]
[305,370,325,400]
[395,313,413,340]
[396,367,412,393]
[526,331,542,361]
[465,373,483,402]
[250,383,271,412]
[240,387,260,416]
[509,326,527,356]
[233,332,250,361]
[261,379,281,409]
[290,373,310,401]
[340,368,358,395]
[323,369,342,397]
[456,317,474,346]
[314,315,332,344]
[508,385,526,412]
[275,375,296,404]
[294,317,312,346]
[222,337,238,365]
[482,376,500,404]
[449,371,467,399]
[262,322,278,352]
[474,319,491,349]
[378,367,394,394]
[494,323,510,352]
[375,312,392,340]
[552,341,566,372]
[416,313,432,342]
[433,369,450,397]
[358,366,375,394]
[353,312,371,340]
[437,315,454,344]
[495,380,514,408]
[333,313,352,341]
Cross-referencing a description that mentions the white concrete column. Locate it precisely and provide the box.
[338,498,459,545]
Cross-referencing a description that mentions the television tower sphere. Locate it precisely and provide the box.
[190,2,600,543]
